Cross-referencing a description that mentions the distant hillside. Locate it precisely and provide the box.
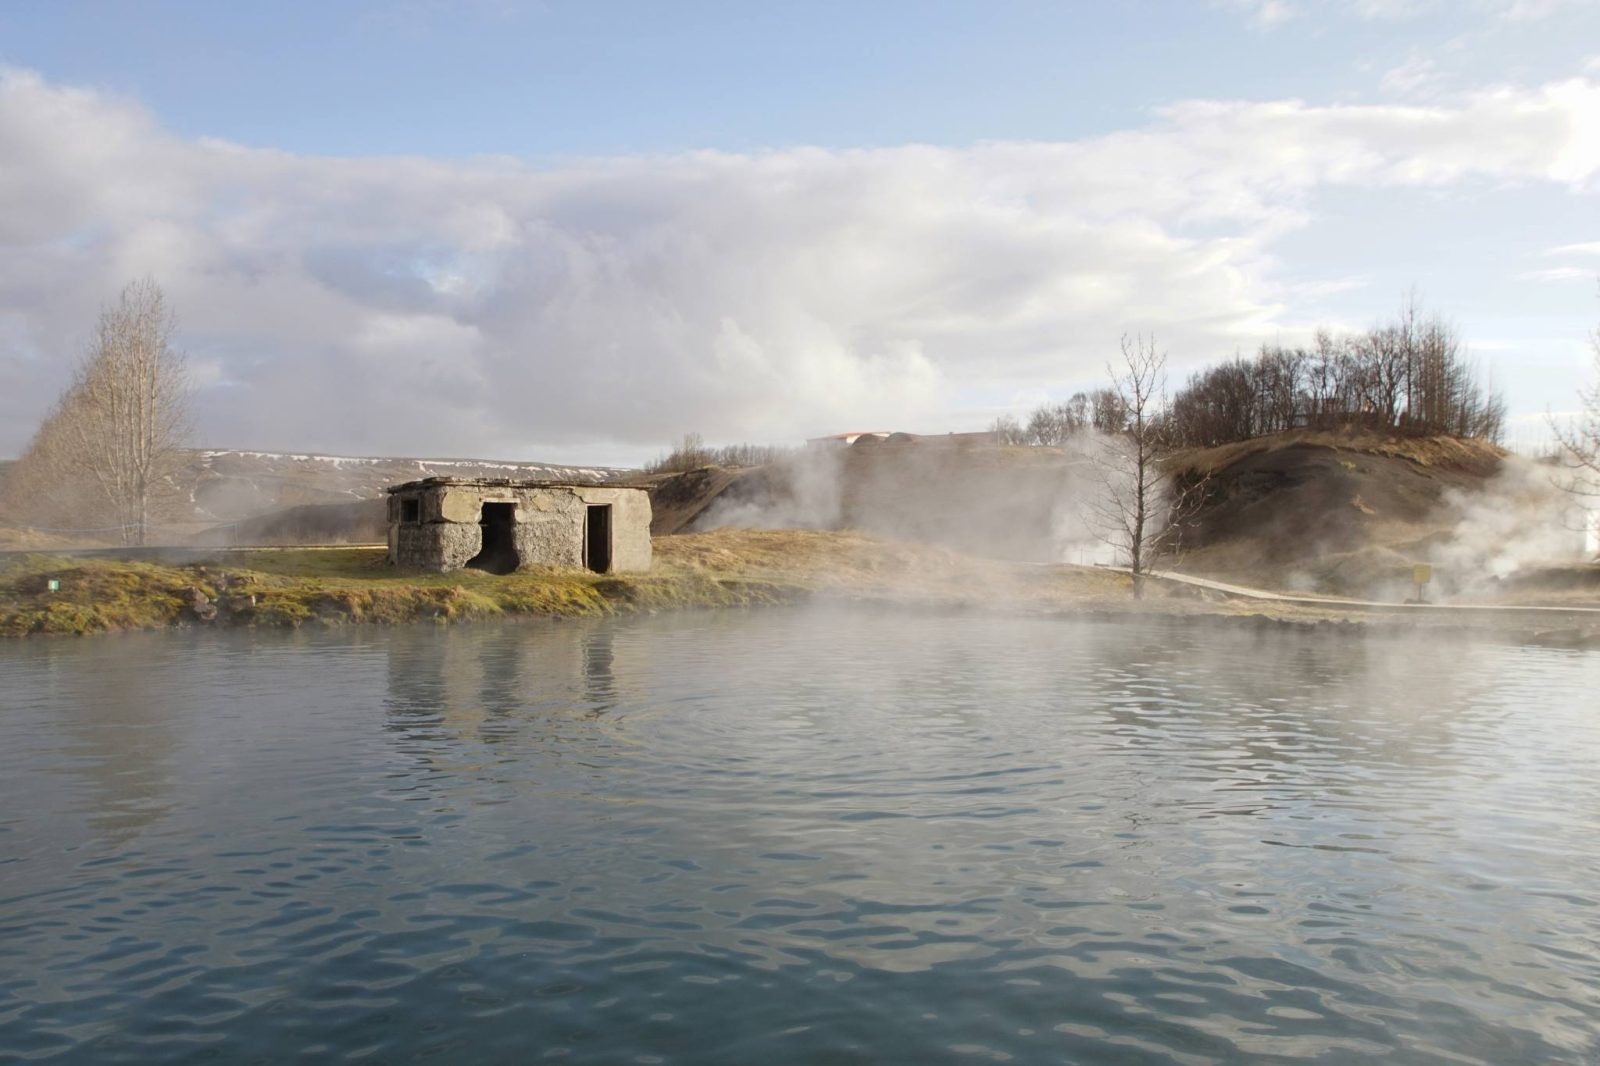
[183,450,631,523]
[0,449,634,548]
[190,499,388,546]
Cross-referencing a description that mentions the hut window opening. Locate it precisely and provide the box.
[400,498,420,524]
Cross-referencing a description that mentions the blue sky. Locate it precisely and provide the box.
[0,3,1359,155]
[6,1,1588,156]
[1,0,1597,462]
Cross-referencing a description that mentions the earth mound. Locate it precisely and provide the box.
[1167,429,1594,599]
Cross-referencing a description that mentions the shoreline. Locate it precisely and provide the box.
[3,530,1598,648]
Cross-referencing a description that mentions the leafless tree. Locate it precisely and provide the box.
[56,279,192,544]
[992,389,1129,448]
[1552,325,1600,505]
[989,413,1027,445]
[645,432,794,473]
[1163,301,1505,449]
[1087,335,1207,598]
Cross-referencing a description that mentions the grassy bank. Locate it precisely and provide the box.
[3,529,1595,644]
[0,530,1134,637]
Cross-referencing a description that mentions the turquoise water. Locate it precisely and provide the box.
[2,611,1598,1063]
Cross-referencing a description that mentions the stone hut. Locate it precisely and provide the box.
[387,478,652,574]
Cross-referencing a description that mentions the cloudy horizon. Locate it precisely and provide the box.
[2,2,1597,466]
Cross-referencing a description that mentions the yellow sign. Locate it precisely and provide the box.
[1413,564,1432,586]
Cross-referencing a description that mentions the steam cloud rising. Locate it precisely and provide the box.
[694,437,1135,567]
[1,68,1598,461]
[1432,456,1595,590]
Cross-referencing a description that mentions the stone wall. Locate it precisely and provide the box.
[392,521,483,571]
[387,483,652,574]
[511,488,587,569]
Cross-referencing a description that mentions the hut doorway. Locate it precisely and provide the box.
[466,502,519,574]
[585,505,612,573]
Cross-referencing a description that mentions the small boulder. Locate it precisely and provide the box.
[185,586,218,622]
[218,592,257,616]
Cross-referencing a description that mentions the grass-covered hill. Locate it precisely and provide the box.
[1167,429,1522,596]
[646,428,1587,600]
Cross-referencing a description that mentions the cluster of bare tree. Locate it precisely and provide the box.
[1165,306,1505,448]
[990,388,1128,446]
[645,433,794,474]
[994,304,1505,454]
[1,280,192,544]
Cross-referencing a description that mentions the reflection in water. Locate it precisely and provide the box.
[1,612,1599,1065]
[28,635,182,840]
[384,621,625,745]
[581,626,617,714]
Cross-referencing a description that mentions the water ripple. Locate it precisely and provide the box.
[1,614,1598,1063]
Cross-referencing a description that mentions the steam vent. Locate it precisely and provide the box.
[386,478,652,574]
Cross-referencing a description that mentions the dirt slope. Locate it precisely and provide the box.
[1169,430,1519,595]
[1173,432,1503,554]
[641,466,782,536]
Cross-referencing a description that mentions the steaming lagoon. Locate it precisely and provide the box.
[3,610,1598,1063]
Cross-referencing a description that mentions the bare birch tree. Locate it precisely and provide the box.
[1552,325,1600,503]
[1088,334,1206,598]
[58,279,192,545]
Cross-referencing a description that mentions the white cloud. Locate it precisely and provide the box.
[1380,53,1443,97]
[1350,0,1440,20]
[1225,0,1437,25]
[1284,275,1372,298]
[1516,266,1595,281]
[1494,0,1588,21]
[1545,241,1600,256]
[0,68,1597,459]
[1229,0,1583,26]
[1232,0,1298,26]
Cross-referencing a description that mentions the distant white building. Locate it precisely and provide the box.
[806,431,891,446]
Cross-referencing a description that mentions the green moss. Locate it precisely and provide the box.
[223,548,393,580]
[0,547,807,637]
